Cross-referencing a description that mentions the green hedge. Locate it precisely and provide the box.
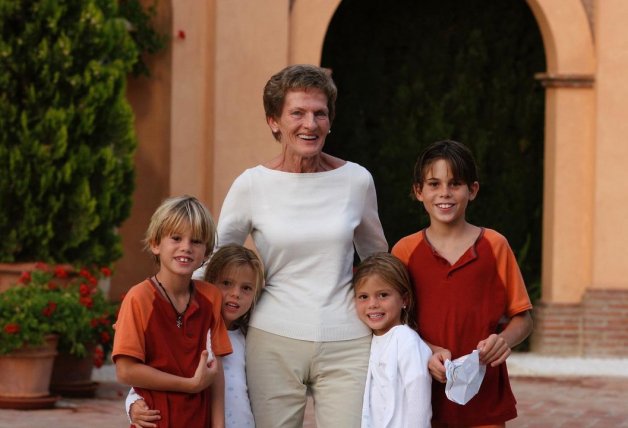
[0,0,160,266]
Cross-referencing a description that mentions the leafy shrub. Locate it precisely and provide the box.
[0,0,162,267]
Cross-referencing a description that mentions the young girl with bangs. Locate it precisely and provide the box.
[353,252,432,428]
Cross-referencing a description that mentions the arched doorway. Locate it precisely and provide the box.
[320,0,545,302]
[287,0,599,354]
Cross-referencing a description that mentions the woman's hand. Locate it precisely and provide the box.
[427,346,451,383]
[130,399,161,428]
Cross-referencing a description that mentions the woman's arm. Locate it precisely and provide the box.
[216,172,253,247]
[354,169,388,258]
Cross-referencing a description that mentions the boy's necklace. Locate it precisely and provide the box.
[155,275,193,328]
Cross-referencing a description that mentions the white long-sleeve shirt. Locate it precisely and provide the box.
[362,325,433,428]
[216,162,388,342]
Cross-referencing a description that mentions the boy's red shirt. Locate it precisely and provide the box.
[393,228,532,426]
[112,278,232,428]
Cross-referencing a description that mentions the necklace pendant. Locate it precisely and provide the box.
[176,316,183,328]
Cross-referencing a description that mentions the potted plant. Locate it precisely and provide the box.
[47,265,119,397]
[0,263,119,405]
[0,265,68,408]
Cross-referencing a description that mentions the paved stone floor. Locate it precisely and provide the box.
[1,375,627,427]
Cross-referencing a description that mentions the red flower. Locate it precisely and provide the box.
[18,271,31,284]
[79,268,97,285]
[177,29,186,39]
[93,346,105,368]
[90,318,99,328]
[100,267,112,277]
[54,266,69,278]
[100,331,111,344]
[47,281,58,291]
[79,296,94,309]
[42,301,57,317]
[79,283,91,297]
[3,323,20,334]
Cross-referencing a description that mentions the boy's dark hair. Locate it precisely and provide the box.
[412,140,479,195]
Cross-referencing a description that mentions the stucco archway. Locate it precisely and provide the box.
[291,0,595,305]
[290,0,604,355]
[288,0,342,64]
[526,0,595,305]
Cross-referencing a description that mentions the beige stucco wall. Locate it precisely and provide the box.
[211,1,286,214]
[289,0,342,64]
[113,0,173,299]
[591,0,628,289]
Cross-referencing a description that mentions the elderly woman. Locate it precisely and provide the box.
[218,64,388,428]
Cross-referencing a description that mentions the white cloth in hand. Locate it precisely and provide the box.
[445,350,486,405]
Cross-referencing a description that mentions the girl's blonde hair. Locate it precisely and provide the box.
[204,244,265,334]
[144,195,216,264]
[352,252,417,330]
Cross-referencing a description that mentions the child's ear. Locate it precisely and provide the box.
[413,184,424,201]
[150,240,160,256]
[402,291,410,309]
[468,181,480,201]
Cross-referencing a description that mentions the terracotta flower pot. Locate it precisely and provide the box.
[0,335,59,409]
[50,345,98,397]
[0,262,38,293]
[0,262,75,293]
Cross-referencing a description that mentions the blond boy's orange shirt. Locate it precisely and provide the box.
[112,278,232,428]
[393,228,532,426]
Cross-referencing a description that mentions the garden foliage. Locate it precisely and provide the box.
[0,264,117,361]
[0,0,155,266]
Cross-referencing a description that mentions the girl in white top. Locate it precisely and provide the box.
[127,245,264,428]
[353,253,432,428]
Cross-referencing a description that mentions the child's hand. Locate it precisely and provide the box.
[428,347,451,383]
[477,333,511,367]
[189,350,218,393]
[130,399,161,428]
